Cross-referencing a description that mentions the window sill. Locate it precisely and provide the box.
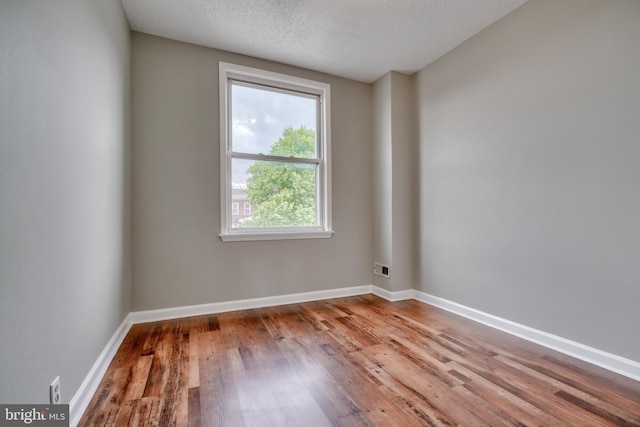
[219,230,334,242]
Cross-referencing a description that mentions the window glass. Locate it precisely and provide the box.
[231,83,317,158]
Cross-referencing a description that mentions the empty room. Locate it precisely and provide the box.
[1,0,639,425]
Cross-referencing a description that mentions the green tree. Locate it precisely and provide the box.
[243,126,317,227]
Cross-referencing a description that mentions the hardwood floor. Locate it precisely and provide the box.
[79,295,640,426]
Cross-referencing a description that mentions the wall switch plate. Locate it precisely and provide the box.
[374,262,390,278]
[50,376,61,404]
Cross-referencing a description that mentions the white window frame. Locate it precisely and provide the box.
[219,62,333,242]
[243,203,251,215]
[231,202,239,215]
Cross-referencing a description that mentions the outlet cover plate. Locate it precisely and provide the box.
[374,262,390,279]
[50,376,61,404]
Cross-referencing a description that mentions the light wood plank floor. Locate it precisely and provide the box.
[79,295,640,426]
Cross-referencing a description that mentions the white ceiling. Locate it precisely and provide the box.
[121,0,528,83]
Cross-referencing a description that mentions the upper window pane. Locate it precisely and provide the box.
[230,82,318,158]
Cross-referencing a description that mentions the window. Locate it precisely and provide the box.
[219,62,332,241]
[232,203,239,215]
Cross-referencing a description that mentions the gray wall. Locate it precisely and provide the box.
[415,0,640,361]
[0,0,131,404]
[372,73,393,289]
[372,72,417,291]
[389,72,417,292]
[131,33,373,310]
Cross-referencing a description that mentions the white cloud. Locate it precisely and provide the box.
[264,114,279,125]
[233,121,254,136]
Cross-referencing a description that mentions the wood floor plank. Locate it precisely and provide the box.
[276,337,361,422]
[362,343,489,426]
[496,354,640,424]
[287,334,422,425]
[476,357,617,426]
[187,387,201,427]
[535,353,640,413]
[130,396,163,427]
[79,295,640,426]
[113,399,138,427]
[123,354,154,401]
[196,331,229,427]
[450,361,570,426]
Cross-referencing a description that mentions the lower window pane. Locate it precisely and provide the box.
[231,158,318,228]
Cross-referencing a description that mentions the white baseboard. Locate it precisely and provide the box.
[69,313,134,427]
[413,290,640,382]
[70,285,640,426]
[129,285,373,324]
[371,286,413,302]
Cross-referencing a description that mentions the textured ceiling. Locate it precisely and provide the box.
[121,0,528,83]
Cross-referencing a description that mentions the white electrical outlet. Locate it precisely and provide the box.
[50,376,61,404]
[373,262,390,278]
